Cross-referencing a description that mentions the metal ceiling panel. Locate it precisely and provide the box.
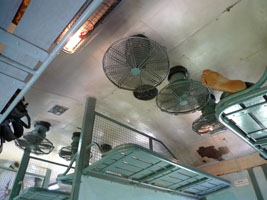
[0,61,28,81]
[0,0,22,30]
[14,0,87,50]
[0,29,48,62]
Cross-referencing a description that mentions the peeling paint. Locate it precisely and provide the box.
[197,146,230,161]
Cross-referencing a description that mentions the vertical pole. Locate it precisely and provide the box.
[9,150,30,199]
[71,97,96,200]
[247,168,264,200]
[261,164,267,181]
[42,168,52,188]
[149,138,153,151]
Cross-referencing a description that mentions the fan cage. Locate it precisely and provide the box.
[15,136,54,155]
[156,80,211,114]
[58,146,73,161]
[103,36,170,92]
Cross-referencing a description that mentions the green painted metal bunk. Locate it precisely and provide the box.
[83,144,231,198]
[216,67,267,159]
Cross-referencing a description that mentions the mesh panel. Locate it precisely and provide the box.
[23,158,74,190]
[90,114,150,164]
[152,140,174,159]
[89,113,174,164]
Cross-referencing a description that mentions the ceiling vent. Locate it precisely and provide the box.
[48,105,69,116]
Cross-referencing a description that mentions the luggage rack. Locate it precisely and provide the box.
[216,67,267,159]
[82,143,231,198]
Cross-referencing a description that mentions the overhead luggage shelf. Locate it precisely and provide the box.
[216,67,267,159]
[83,144,231,198]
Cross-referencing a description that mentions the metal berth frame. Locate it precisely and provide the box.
[216,67,267,159]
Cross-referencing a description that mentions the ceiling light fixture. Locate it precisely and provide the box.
[57,0,121,54]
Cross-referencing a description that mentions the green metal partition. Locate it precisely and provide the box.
[216,67,267,159]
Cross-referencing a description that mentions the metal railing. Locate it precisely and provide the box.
[94,112,176,159]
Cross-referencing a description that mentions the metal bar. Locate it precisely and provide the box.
[167,176,196,189]
[147,168,180,184]
[248,168,264,200]
[88,152,135,173]
[248,129,267,136]
[175,177,208,191]
[261,164,267,181]
[254,137,267,145]
[95,112,176,159]
[9,150,30,199]
[71,97,96,200]
[128,161,162,178]
[149,138,153,151]
[30,156,75,169]
[0,166,45,179]
[0,54,36,74]
[42,168,52,189]
[157,141,177,159]
[139,165,176,183]
[0,0,104,125]
[225,102,267,119]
